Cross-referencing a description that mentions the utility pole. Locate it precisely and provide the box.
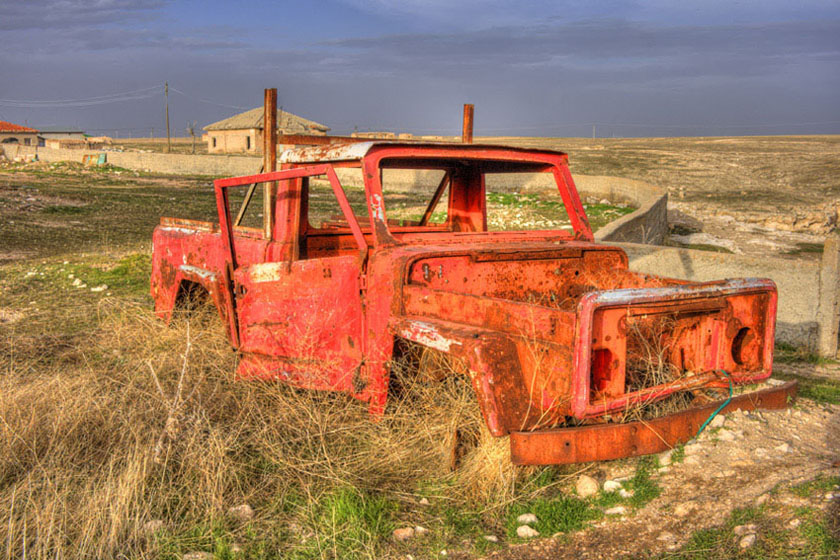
[462,103,474,143]
[263,88,278,239]
[592,124,595,139]
[165,82,171,153]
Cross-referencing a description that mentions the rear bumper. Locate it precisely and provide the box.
[510,380,797,465]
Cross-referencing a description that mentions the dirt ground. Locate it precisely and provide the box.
[487,376,839,559]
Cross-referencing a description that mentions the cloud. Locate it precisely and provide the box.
[0,0,167,31]
[0,2,837,137]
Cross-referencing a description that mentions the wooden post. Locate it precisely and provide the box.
[263,88,277,239]
[462,103,474,144]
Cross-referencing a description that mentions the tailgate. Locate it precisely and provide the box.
[571,278,777,419]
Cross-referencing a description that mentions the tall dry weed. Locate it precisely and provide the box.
[0,300,530,557]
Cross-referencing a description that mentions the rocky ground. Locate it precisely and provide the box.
[484,369,839,559]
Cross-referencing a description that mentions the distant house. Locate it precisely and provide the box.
[37,126,85,146]
[0,121,38,146]
[204,107,330,154]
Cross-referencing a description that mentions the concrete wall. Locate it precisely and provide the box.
[578,176,668,246]
[616,236,840,356]
[207,129,260,155]
[1,144,261,177]
[0,132,38,146]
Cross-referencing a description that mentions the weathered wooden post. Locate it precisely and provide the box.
[263,88,277,238]
[462,103,474,144]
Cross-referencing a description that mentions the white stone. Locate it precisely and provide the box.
[414,525,429,536]
[619,489,635,499]
[717,429,736,442]
[775,443,793,453]
[739,534,757,549]
[419,497,430,506]
[90,284,108,292]
[576,475,599,498]
[657,531,676,542]
[605,506,628,515]
[517,513,538,525]
[483,535,499,543]
[603,480,622,492]
[684,443,703,456]
[709,414,726,429]
[516,525,540,539]
[393,527,415,541]
[734,524,757,536]
[788,519,801,529]
[227,503,254,522]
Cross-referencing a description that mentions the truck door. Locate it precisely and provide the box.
[214,165,368,393]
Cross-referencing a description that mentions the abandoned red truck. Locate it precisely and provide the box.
[150,141,796,465]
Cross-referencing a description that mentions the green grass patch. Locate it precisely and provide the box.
[791,475,840,498]
[41,204,89,215]
[774,342,837,365]
[624,457,661,508]
[786,242,825,255]
[293,487,396,559]
[659,504,839,559]
[506,494,601,540]
[669,443,686,465]
[774,372,840,405]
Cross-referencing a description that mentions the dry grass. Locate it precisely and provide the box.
[0,298,536,558]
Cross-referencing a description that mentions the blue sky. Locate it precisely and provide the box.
[1,0,838,137]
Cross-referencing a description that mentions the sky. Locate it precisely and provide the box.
[1,0,838,138]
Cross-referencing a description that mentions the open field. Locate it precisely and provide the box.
[117,137,210,155]
[1,141,839,559]
[111,135,840,258]
[118,134,840,215]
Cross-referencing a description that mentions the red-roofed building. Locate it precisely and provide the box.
[0,121,39,146]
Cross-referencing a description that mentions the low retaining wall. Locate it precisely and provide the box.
[616,236,840,356]
[0,144,261,177]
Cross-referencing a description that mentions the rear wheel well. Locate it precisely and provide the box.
[173,280,212,315]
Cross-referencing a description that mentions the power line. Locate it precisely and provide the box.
[168,87,248,110]
[0,85,162,108]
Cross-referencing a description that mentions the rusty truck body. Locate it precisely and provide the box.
[150,142,796,464]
